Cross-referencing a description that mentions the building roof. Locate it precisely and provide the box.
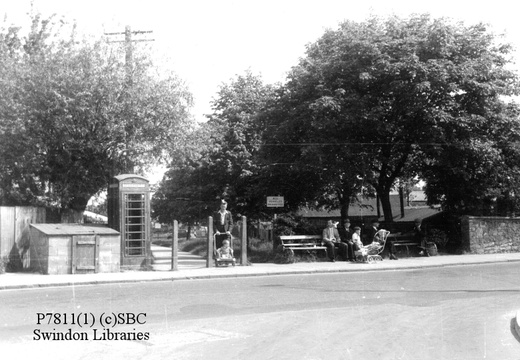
[30,223,119,236]
[298,194,441,222]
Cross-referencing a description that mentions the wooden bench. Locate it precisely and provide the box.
[279,235,327,256]
[387,234,421,256]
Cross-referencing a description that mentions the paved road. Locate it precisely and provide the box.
[1,262,520,360]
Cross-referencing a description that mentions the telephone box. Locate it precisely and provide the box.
[108,174,151,269]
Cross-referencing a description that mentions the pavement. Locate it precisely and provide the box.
[2,251,520,291]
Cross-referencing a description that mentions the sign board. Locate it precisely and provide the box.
[267,196,284,208]
[122,183,147,188]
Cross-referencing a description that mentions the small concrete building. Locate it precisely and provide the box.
[30,224,120,275]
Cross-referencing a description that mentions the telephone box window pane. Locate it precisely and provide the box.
[123,193,146,256]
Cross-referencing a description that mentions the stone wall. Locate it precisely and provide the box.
[98,235,120,273]
[461,216,520,254]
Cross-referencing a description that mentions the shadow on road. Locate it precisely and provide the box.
[510,318,520,343]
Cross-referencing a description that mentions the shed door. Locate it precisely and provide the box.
[71,235,99,274]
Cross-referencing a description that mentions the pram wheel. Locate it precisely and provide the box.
[367,256,375,264]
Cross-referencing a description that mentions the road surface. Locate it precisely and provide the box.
[1,262,520,359]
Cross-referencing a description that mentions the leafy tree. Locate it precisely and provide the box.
[151,126,214,227]
[423,103,520,215]
[205,70,276,215]
[0,13,193,215]
[153,70,276,224]
[262,14,520,221]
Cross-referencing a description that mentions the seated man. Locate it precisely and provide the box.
[322,220,345,262]
[339,219,355,261]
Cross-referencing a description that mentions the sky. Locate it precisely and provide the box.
[2,0,520,124]
[2,0,519,185]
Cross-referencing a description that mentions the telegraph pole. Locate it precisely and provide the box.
[105,26,154,174]
[105,26,154,84]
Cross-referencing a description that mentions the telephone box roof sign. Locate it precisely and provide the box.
[110,174,149,188]
[267,196,284,207]
[113,174,149,182]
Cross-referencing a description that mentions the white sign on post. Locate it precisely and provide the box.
[267,196,284,207]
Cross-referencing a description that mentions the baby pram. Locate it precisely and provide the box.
[354,229,390,263]
[214,233,236,267]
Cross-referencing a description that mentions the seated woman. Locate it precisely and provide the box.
[365,230,385,255]
[353,227,386,255]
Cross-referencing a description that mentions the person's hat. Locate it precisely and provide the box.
[353,226,361,231]
[371,219,380,224]
[344,218,350,223]
[414,218,422,224]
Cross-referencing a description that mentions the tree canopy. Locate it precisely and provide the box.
[155,13,520,225]
[262,14,520,220]
[0,13,193,213]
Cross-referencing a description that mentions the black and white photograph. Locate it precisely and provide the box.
[1,0,520,359]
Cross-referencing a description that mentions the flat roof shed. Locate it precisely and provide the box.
[30,224,120,275]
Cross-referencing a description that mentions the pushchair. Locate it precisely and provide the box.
[214,233,236,267]
[354,229,390,263]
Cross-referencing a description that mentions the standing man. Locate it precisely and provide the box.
[339,219,355,261]
[322,220,341,262]
[365,219,381,245]
[414,218,429,257]
[213,200,233,253]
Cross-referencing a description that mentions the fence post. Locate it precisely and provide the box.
[241,216,247,265]
[171,220,178,271]
[207,216,214,268]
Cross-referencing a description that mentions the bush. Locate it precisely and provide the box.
[272,213,321,251]
[0,256,7,274]
[428,228,449,250]
[247,237,275,263]
[179,237,207,258]
[273,213,321,236]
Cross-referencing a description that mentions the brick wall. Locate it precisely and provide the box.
[461,216,520,254]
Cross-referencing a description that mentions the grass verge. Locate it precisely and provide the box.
[152,234,332,264]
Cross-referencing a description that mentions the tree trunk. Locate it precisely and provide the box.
[339,186,352,224]
[378,189,394,222]
[186,223,191,240]
[399,186,405,218]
